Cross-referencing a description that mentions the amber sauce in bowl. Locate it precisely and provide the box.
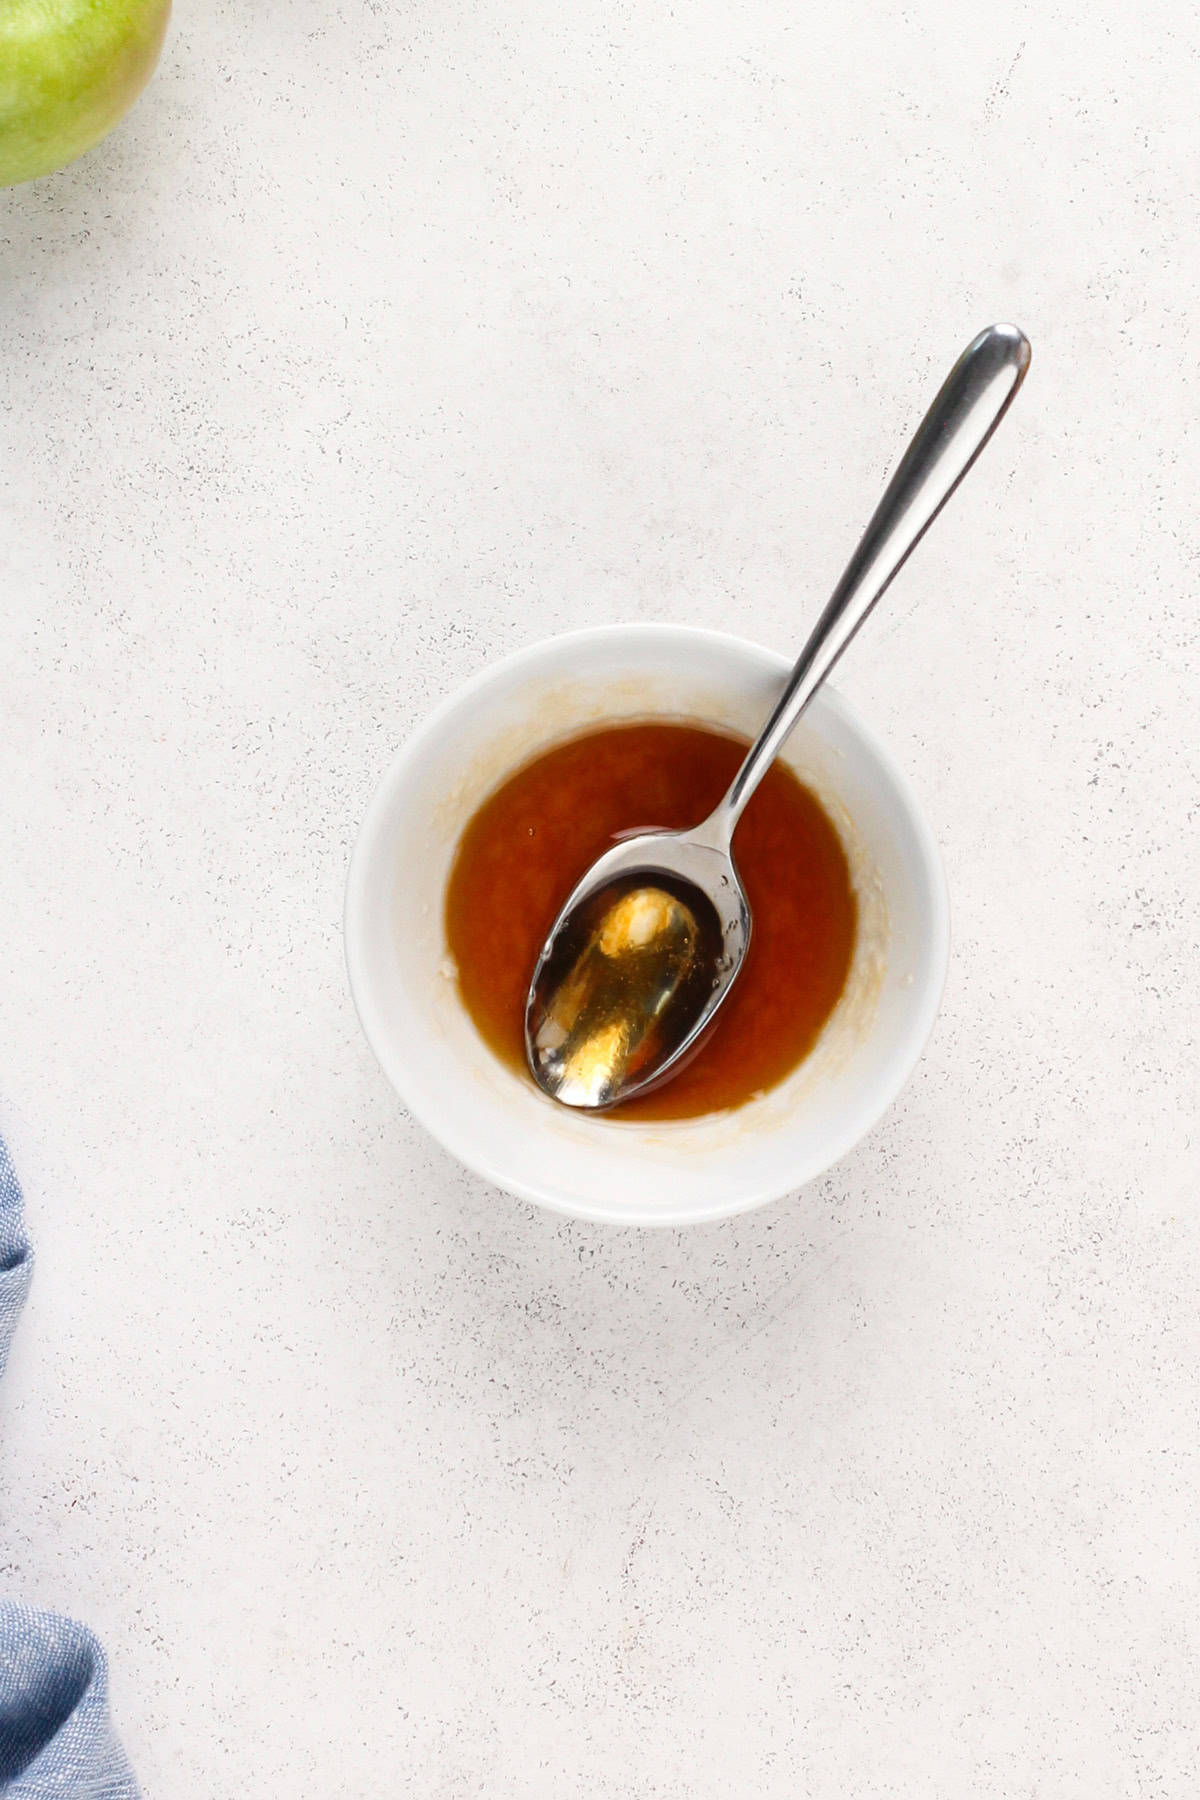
[444,721,857,1120]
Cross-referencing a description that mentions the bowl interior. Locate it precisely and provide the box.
[345,626,947,1225]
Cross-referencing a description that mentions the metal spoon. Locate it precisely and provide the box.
[526,323,1031,1110]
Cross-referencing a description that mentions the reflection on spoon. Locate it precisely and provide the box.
[525,880,722,1107]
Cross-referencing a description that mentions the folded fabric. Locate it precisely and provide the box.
[0,1139,139,1797]
[0,1140,33,1380]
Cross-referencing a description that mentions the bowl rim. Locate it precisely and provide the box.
[344,622,950,1225]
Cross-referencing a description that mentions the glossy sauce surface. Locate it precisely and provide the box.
[444,721,858,1120]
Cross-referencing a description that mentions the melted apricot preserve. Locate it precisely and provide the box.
[444,721,857,1120]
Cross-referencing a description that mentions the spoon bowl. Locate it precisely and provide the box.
[526,323,1030,1109]
[525,827,749,1106]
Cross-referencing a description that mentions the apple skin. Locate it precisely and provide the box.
[0,0,170,186]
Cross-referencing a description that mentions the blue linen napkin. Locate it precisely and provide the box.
[0,1138,139,1797]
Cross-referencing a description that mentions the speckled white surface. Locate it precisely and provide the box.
[1,1,1198,1793]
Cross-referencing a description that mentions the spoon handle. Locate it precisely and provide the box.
[712,322,1031,835]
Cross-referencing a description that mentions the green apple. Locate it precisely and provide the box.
[0,0,170,186]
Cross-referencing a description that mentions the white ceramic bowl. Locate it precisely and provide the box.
[345,625,948,1226]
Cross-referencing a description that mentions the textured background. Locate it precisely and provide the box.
[2,0,1198,1794]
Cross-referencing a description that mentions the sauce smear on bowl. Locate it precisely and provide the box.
[444,721,857,1120]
